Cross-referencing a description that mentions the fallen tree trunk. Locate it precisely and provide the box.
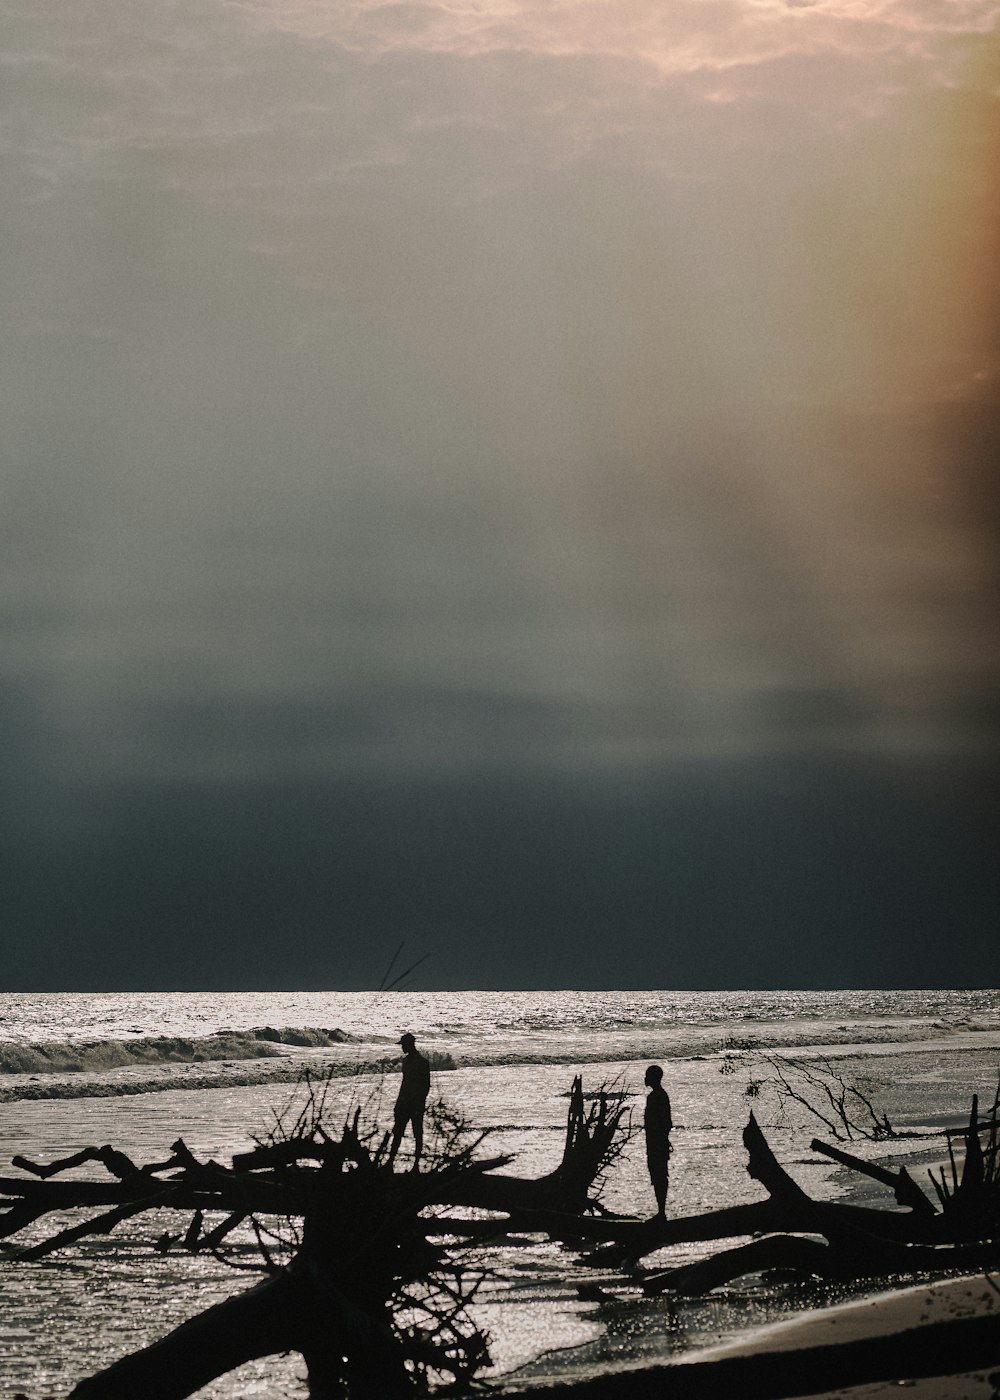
[808,1138,935,1214]
[586,1111,950,1269]
[445,1076,630,1217]
[68,1272,302,1400]
[642,1230,1000,1296]
[0,1079,626,1247]
[0,1171,299,1217]
[3,1075,630,1398]
[67,1260,415,1400]
[585,1195,934,1270]
[643,1233,840,1295]
[599,1103,997,1299]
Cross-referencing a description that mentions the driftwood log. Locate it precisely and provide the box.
[5,1075,999,1398]
[507,1092,1000,1398]
[583,1121,931,1276]
[0,1075,631,1399]
[580,1094,1000,1300]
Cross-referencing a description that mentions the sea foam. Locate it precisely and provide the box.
[0,1026,355,1076]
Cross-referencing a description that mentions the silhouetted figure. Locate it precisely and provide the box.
[643,1064,672,1218]
[388,1032,431,1171]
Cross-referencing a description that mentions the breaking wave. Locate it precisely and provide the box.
[0,1026,356,1076]
[0,1046,457,1103]
[0,1008,994,1104]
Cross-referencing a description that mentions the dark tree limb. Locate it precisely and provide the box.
[3,1076,631,1397]
[0,1200,47,1241]
[643,1233,841,1295]
[12,1145,140,1180]
[16,1197,168,1261]
[643,1230,1000,1297]
[809,1139,935,1215]
[584,1190,933,1270]
[961,1095,984,1191]
[197,1210,249,1251]
[757,1055,898,1142]
[442,1078,631,1218]
[743,1111,811,1205]
[625,1108,1000,1295]
[586,1106,998,1276]
[68,1271,301,1400]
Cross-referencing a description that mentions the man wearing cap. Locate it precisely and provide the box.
[643,1064,673,1218]
[387,1032,431,1171]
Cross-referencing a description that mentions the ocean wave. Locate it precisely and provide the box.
[0,1018,995,1104]
[0,1048,457,1103]
[0,1027,355,1076]
[454,1021,999,1071]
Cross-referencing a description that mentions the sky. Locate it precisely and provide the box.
[2,0,998,990]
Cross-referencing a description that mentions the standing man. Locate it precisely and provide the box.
[643,1064,673,1218]
[388,1032,431,1171]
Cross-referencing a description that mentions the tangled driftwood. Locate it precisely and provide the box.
[1,1075,631,1399]
[580,1083,1000,1300]
[5,1073,998,1399]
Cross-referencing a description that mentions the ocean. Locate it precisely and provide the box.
[1,989,998,1397]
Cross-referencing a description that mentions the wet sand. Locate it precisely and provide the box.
[2,996,997,1397]
[499,1273,1000,1398]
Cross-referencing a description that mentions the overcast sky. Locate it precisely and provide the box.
[3,0,998,990]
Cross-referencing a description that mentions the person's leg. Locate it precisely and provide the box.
[411,1108,424,1170]
[649,1159,668,1217]
[387,1110,406,1167]
[654,1173,667,1217]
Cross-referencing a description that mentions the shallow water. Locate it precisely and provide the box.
[1,990,997,1397]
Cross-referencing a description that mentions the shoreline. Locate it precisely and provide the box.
[2,994,997,1398]
[498,1273,1000,1398]
[490,1060,999,1398]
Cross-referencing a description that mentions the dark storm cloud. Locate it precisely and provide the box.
[2,0,997,987]
[4,757,997,990]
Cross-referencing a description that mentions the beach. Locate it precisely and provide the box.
[1,989,998,1397]
[503,1275,1000,1398]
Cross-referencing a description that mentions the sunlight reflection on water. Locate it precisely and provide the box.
[1,992,998,1396]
